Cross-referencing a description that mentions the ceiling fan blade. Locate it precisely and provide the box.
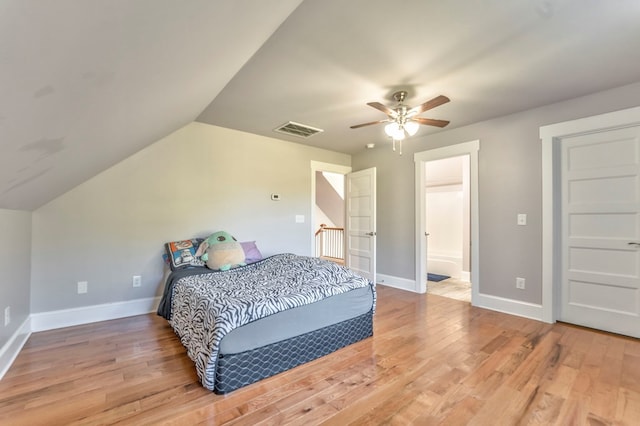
[350,119,388,129]
[407,95,450,116]
[413,117,450,128]
[367,102,397,117]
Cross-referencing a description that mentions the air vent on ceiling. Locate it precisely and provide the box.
[274,121,324,138]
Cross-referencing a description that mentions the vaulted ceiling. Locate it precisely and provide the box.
[2,0,640,210]
[0,0,303,210]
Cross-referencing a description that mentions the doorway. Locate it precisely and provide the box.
[310,162,377,284]
[315,170,346,264]
[415,140,480,301]
[310,161,351,263]
[424,155,471,302]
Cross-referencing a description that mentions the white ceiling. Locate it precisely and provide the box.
[2,0,640,211]
[198,0,640,152]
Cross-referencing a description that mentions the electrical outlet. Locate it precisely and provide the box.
[132,275,142,287]
[4,306,10,326]
[516,277,526,290]
[517,214,527,226]
[77,281,88,294]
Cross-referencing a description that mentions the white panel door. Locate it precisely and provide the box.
[346,167,376,283]
[561,126,640,337]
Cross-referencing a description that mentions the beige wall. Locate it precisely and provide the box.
[30,122,350,313]
[353,81,640,305]
[0,209,31,347]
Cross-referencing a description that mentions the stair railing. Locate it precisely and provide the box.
[315,224,344,261]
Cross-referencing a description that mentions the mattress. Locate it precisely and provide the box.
[157,253,376,391]
[219,285,374,354]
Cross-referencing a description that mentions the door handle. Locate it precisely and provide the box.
[366,231,376,236]
[628,242,640,247]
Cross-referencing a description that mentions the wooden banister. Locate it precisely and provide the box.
[315,225,345,261]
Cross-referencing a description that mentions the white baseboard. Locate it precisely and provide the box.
[474,292,544,322]
[0,317,32,380]
[376,273,544,322]
[30,296,162,332]
[460,271,470,282]
[376,273,418,292]
[2,290,543,382]
[1,297,161,381]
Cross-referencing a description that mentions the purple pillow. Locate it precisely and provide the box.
[241,241,263,263]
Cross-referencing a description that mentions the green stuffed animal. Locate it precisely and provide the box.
[195,231,246,271]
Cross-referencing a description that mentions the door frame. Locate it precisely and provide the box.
[415,140,480,297]
[310,161,352,257]
[540,105,640,323]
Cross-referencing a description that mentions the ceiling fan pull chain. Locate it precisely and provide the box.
[392,138,396,151]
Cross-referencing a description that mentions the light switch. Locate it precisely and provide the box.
[295,215,305,223]
[517,214,527,226]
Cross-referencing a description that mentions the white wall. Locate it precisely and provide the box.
[353,81,640,305]
[427,187,463,250]
[0,209,31,347]
[30,122,350,313]
[315,206,335,229]
[426,156,464,258]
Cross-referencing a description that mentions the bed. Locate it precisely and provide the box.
[157,253,376,394]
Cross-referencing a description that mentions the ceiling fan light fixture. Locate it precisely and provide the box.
[351,92,450,154]
[404,120,419,136]
[384,122,398,137]
[385,122,405,140]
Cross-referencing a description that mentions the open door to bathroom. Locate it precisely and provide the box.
[414,140,479,302]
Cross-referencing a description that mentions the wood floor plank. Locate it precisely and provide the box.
[0,285,638,425]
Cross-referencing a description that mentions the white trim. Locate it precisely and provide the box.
[0,317,32,380]
[540,106,640,324]
[376,274,417,292]
[30,297,161,332]
[414,141,480,299]
[1,297,161,380]
[474,293,544,321]
[377,274,542,321]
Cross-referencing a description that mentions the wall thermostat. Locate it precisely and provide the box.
[271,193,281,201]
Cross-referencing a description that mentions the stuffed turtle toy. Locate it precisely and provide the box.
[195,231,246,271]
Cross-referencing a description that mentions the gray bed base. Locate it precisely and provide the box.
[214,310,373,394]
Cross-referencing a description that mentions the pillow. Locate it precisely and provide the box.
[164,238,205,270]
[198,231,246,271]
[241,241,263,263]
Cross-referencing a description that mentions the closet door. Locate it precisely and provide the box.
[560,126,640,338]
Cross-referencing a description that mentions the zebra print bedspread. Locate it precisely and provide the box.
[167,253,375,391]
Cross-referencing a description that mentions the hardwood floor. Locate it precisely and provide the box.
[1,285,639,425]
[427,278,471,303]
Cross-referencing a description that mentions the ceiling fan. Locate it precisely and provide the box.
[350,91,450,152]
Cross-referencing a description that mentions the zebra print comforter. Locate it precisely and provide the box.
[164,253,375,391]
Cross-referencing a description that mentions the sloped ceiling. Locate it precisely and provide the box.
[0,0,303,210]
[3,0,640,211]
